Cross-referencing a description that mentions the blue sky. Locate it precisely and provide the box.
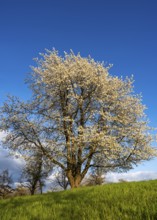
[0,0,157,180]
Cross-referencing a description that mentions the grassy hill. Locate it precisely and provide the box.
[0,180,157,220]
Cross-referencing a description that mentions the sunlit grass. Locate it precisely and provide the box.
[0,180,157,220]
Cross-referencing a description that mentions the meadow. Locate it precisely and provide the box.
[0,180,157,220]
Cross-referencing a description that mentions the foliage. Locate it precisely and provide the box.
[0,180,157,219]
[14,186,30,196]
[0,49,156,188]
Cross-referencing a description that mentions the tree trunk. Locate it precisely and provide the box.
[39,180,43,194]
[30,188,35,195]
[67,173,82,189]
[30,183,36,195]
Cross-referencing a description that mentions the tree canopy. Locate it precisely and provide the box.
[0,49,156,188]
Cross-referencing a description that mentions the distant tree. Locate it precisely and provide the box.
[51,168,69,191]
[90,167,105,186]
[0,169,14,198]
[20,153,51,195]
[0,49,156,188]
[118,179,128,183]
[82,166,105,186]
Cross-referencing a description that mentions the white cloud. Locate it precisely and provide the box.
[0,147,25,181]
[0,149,24,171]
[0,131,6,141]
[106,171,157,183]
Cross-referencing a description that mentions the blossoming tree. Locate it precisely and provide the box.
[0,49,156,188]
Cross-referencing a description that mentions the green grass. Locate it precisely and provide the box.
[1,180,157,220]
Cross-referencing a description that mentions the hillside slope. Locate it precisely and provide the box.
[0,180,157,220]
